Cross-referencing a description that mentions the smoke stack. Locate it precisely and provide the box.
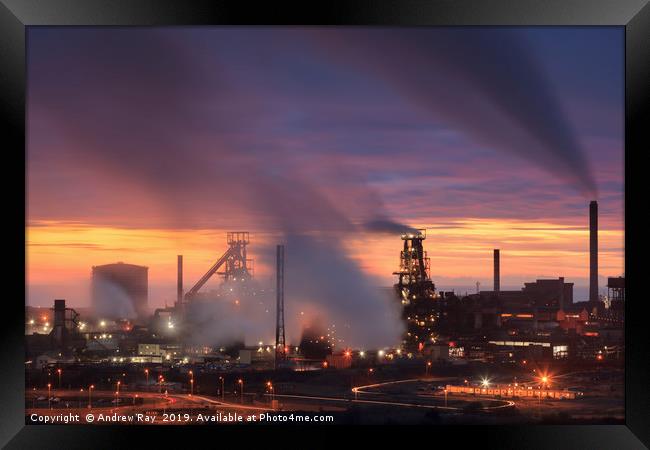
[53,299,66,349]
[589,201,598,302]
[177,255,183,306]
[558,277,565,310]
[493,249,500,292]
[275,245,286,367]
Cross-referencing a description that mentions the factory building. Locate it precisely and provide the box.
[607,276,625,302]
[523,278,574,308]
[92,262,148,322]
[477,278,573,309]
[239,346,275,367]
[325,352,354,369]
[607,277,625,321]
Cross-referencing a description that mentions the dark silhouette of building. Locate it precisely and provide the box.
[607,277,625,302]
[607,276,625,321]
[476,278,573,310]
[523,278,573,308]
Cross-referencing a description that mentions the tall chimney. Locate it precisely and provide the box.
[275,245,286,367]
[589,201,598,302]
[558,277,565,310]
[177,255,183,306]
[493,249,500,292]
[53,299,66,350]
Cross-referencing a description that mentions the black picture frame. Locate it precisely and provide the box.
[1,0,648,447]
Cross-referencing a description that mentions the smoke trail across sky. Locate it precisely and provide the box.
[304,28,598,198]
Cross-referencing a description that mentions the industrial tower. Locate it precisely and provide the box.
[51,299,82,354]
[394,230,438,352]
[156,232,254,340]
[589,201,599,302]
[183,232,253,303]
[275,244,286,367]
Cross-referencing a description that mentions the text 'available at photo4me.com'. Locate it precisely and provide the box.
[28,412,336,424]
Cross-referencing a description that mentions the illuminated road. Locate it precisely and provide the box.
[351,378,515,410]
[254,377,513,411]
[267,392,461,410]
[181,394,270,411]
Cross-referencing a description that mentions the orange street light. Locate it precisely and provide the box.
[266,381,274,402]
[115,380,121,404]
[237,379,244,403]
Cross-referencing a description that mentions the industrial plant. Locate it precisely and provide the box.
[25,200,625,424]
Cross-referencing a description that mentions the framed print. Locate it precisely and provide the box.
[1,0,648,447]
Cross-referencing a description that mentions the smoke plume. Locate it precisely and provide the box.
[364,219,419,235]
[304,28,597,198]
[91,279,137,320]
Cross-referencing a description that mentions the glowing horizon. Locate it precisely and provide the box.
[27,214,623,308]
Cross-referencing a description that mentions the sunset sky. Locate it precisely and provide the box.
[27,27,624,309]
